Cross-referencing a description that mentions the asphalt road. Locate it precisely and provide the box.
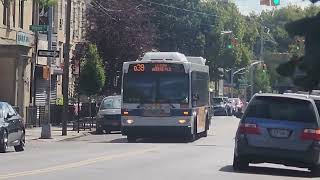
[0,116,316,180]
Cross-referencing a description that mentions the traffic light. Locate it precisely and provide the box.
[272,0,280,6]
[226,38,237,49]
[260,0,280,6]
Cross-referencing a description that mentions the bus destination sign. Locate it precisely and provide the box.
[129,63,184,73]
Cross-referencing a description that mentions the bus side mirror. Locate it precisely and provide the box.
[192,94,199,102]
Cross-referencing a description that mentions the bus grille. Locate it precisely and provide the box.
[142,109,171,117]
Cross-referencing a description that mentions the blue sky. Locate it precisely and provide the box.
[235,0,315,15]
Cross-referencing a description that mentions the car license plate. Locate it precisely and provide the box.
[270,129,290,138]
[112,122,119,126]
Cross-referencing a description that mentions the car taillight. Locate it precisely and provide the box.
[301,129,320,141]
[238,123,261,135]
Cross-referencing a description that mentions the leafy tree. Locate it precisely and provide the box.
[86,0,155,95]
[277,3,320,92]
[79,44,106,96]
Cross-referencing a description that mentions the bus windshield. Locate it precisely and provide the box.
[123,73,189,104]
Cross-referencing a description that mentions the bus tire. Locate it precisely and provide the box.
[127,136,136,143]
[189,118,197,142]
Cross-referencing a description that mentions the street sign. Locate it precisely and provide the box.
[38,50,60,58]
[29,25,48,32]
[239,83,248,89]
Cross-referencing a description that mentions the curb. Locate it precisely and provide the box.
[26,132,91,142]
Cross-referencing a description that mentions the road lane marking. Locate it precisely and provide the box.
[0,148,157,179]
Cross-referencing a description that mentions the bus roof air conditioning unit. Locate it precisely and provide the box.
[186,56,206,65]
[141,52,188,62]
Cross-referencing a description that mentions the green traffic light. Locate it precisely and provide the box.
[273,0,280,6]
[227,44,233,49]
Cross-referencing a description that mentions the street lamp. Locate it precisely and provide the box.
[249,61,262,98]
[231,68,246,98]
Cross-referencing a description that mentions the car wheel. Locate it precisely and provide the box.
[105,129,111,134]
[233,154,249,171]
[127,136,136,143]
[0,130,8,153]
[14,132,25,152]
[96,125,104,134]
[310,166,320,177]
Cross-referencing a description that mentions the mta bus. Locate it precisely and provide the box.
[121,52,211,142]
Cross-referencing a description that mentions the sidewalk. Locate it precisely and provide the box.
[26,126,91,142]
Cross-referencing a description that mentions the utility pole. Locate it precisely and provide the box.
[260,24,264,62]
[250,66,254,98]
[41,6,53,139]
[31,0,39,107]
[62,0,72,136]
[231,69,234,98]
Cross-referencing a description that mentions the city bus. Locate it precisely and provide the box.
[121,52,211,142]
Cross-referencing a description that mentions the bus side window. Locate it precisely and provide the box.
[191,71,209,107]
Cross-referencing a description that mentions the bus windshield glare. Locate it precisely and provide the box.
[123,73,189,104]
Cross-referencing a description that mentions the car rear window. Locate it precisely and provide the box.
[245,96,317,123]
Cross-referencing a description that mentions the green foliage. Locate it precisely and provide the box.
[254,67,271,93]
[37,0,57,8]
[278,6,320,91]
[79,44,106,96]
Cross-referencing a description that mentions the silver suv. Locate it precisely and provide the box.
[96,96,122,134]
[233,93,320,176]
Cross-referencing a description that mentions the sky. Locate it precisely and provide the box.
[235,0,315,15]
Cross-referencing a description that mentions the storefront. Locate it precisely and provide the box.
[0,31,34,118]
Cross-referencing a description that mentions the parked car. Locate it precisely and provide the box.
[96,96,122,134]
[233,93,320,176]
[211,97,228,116]
[0,102,25,153]
[229,98,244,114]
[227,98,237,115]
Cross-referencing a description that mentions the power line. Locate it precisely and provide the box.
[142,0,219,17]
[90,0,118,21]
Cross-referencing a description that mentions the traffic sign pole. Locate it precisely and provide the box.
[41,6,53,139]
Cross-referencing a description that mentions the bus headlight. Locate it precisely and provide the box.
[178,119,187,124]
[127,119,134,124]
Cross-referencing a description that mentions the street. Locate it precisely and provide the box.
[0,116,314,180]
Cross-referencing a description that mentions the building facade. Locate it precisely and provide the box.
[0,0,86,124]
[0,0,35,119]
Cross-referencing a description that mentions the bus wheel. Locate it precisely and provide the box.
[127,136,136,143]
[188,118,197,142]
[202,130,208,137]
[202,116,209,137]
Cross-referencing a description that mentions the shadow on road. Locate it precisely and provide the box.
[90,131,122,135]
[104,137,199,144]
[220,165,312,178]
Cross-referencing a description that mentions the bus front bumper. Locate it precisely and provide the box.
[121,126,192,138]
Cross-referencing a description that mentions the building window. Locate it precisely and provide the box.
[13,0,16,27]
[3,3,7,25]
[19,0,24,29]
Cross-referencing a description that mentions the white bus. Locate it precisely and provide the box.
[121,52,211,142]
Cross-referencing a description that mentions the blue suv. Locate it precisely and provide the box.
[233,93,320,176]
